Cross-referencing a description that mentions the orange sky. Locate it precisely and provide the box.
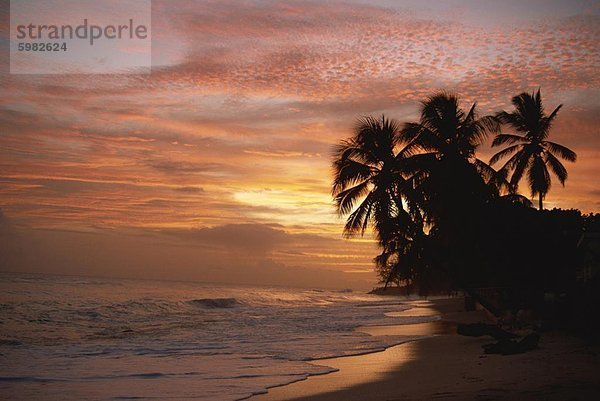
[0,0,598,288]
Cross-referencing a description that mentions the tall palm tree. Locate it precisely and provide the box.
[399,92,505,298]
[401,91,501,224]
[332,115,430,291]
[490,90,577,210]
[331,115,421,239]
[402,91,498,161]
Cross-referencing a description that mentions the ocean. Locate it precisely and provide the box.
[0,273,439,400]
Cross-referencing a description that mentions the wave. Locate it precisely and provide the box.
[188,298,242,308]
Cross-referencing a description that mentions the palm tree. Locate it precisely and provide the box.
[374,219,433,291]
[401,91,501,224]
[332,115,429,291]
[490,90,577,210]
[331,115,421,239]
[399,92,505,298]
[402,91,498,160]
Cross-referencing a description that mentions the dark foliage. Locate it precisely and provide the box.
[331,90,592,329]
[490,90,577,210]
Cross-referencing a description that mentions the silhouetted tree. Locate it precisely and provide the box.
[490,90,577,210]
[331,91,583,308]
[331,115,421,238]
[400,92,501,291]
[331,115,428,290]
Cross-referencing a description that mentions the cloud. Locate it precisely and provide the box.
[157,223,368,265]
[0,221,375,289]
[148,160,225,174]
[164,223,293,253]
[146,2,599,106]
[0,0,598,286]
[173,186,204,193]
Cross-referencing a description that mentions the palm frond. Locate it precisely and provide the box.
[332,139,375,166]
[395,138,423,159]
[332,158,373,194]
[464,103,476,123]
[343,193,375,237]
[495,110,525,131]
[507,148,532,187]
[544,141,577,162]
[474,158,511,194]
[420,91,461,139]
[489,144,522,165]
[334,180,371,215]
[400,152,437,177]
[540,104,562,139]
[491,134,526,147]
[545,152,568,185]
[354,115,401,160]
[473,158,496,182]
[400,122,423,142]
[474,115,500,141]
[507,92,544,138]
[461,115,494,149]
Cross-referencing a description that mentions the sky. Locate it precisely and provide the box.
[0,0,599,289]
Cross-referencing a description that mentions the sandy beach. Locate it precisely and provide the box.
[252,298,600,400]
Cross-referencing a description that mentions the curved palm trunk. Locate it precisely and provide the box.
[538,193,543,210]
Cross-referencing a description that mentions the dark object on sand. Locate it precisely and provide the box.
[457,323,518,340]
[483,332,541,355]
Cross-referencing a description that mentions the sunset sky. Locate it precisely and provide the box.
[1,0,599,288]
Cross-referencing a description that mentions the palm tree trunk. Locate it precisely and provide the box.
[538,193,543,210]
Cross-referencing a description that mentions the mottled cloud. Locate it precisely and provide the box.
[0,0,598,286]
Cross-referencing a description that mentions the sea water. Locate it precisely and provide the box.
[0,273,439,400]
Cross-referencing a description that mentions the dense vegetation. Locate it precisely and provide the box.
[331,90,592,310]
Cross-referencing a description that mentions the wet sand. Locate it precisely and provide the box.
[252,298,600,400]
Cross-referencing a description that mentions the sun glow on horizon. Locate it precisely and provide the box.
[1,0,598,287]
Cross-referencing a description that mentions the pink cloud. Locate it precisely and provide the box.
[0,0,598,283]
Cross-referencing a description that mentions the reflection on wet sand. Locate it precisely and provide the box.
[385,305,441,318]
[253,303,450,401]
[252,339,419,401]
[356,319,455,337]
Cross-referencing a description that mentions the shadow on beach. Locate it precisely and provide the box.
[252,298,600,401]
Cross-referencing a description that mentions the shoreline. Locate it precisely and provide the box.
[250,298,466,401]
[251,298,600,401]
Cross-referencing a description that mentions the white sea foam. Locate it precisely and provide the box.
[0,273,440,400]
